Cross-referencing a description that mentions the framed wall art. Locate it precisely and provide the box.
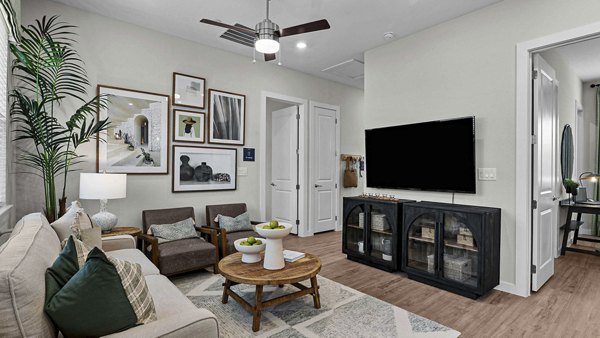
[97,85,170,174]
[173,109,205,143]
[208,89,246,146]
[173,72,205,109]
[172,145,237,192]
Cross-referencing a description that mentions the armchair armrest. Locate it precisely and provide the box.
[101,235,136,251]
[139,233,159,267]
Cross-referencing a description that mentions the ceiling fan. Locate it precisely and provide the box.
[200,0,330,62]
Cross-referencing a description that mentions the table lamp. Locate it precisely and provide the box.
[79,173,127,232]
[577,172,600,204]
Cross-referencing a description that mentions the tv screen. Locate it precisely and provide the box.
[365,116,476,193]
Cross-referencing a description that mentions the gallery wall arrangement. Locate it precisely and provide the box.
[96,72,246,192]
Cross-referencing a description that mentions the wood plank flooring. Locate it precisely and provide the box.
[283,231,600,338]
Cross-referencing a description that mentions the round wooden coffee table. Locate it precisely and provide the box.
[218,252,322,332]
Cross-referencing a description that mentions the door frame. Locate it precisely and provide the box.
[260,91,309,237]
[515,21,600,298]
[308,101,341,233]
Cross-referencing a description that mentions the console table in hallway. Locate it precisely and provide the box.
[560,202,600,256]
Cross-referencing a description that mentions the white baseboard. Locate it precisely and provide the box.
[494,281,526,297]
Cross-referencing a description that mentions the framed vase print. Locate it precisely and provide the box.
[172,72,206,109]
[97,85,170,174]
[208,89,246,146]
[173,109,205,143]
[172,145,237,192]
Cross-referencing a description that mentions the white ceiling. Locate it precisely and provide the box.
[553,37,600,83]
[52,0,502,88]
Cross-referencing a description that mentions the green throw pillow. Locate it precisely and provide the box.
[218,212,252,232]
[45,236,90,304]
[45,247,156,337]
[150,217,198,244]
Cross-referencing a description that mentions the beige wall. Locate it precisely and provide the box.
[17,0,364,232]
[364,0,600,288]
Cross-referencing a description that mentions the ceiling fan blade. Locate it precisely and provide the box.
[200,19,255,35]
[264,53,277,62]
[279,19,330,37]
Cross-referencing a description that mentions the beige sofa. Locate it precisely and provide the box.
[0,213,219,338]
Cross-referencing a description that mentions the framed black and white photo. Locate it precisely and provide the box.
[97,85,170,174]
[173,109,205,143]
[208,89,245,145]
[172,72,206,109]
[172,145,237,192]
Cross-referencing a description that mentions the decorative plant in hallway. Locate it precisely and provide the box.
[10,16,109,222]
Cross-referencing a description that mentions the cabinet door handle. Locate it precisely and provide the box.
[315,184,323,188]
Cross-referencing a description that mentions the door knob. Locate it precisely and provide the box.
[315,184,323,188]
[552,196,558,201]
[271,183,276,187]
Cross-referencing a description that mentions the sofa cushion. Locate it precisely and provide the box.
[218,212,252,232]
[0,213,61,338]
[150,217,198,244]
[51,200,82,241]
[107,248,160,276]
[158,238,216,275]
[104,275,219,338]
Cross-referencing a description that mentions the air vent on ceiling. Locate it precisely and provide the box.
[322,59,364,80]
[220,24,255,48]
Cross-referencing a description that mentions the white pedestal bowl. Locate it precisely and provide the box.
[255,222,293,270]
[234,238,266,264]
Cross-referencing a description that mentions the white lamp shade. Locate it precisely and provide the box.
[255,39,280,54]
[79,173,127,200]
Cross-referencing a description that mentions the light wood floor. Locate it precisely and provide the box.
[283,231,600,338]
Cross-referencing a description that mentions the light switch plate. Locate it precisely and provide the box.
[478,168,497,181]
[238,167,248,176]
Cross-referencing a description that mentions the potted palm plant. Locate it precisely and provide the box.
[10,16,109,222]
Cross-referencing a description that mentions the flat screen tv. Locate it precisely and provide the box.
[365,116,476,193]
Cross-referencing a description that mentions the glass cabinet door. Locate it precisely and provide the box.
[345,204,366,255]
[406,213,437,274]
[441,212,478,287]
[369,205,393,262]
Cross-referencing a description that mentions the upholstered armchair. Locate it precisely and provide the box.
[140,207,219,275]
[205,203,262,257]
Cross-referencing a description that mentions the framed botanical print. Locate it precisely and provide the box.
[172,145,237,192]
[208,89,246,146]
[172,72,206,109]
[97,85,170,174]
[173,109,205,143]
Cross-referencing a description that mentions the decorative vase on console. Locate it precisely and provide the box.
[179,155,194,181]
[195,162,213,182]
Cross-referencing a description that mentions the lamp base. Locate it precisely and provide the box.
[91,211,118,233]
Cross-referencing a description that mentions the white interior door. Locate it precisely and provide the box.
[310,102,339,233]
[271,106,299,229]
[531,54,559,292]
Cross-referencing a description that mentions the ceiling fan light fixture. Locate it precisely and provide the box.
[255,38,280,54]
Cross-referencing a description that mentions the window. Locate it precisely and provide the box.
[0,18,8,206]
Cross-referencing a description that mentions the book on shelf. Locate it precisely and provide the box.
[283,250,305,262]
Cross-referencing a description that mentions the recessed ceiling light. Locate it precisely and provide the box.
[296,41,307,49]
[383,32,395,40]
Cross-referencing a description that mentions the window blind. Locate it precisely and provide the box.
[0,19,8,206]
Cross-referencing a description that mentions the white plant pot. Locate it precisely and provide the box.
[255,222,293,270]
[234,238,266,264]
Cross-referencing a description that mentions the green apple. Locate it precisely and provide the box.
[247,236,256,244]
[269,220,279,229]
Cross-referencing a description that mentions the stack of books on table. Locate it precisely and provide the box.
[283,250,305,262]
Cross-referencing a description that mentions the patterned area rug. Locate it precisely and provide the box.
[172,271,461,338]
